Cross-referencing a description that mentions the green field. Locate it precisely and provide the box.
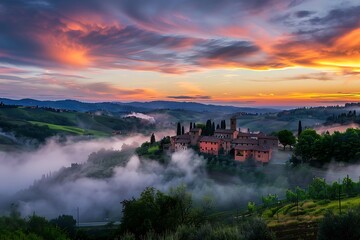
[29,121,110,137]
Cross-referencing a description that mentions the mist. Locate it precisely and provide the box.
[1,132,357,222]
[125,112,156,123]
[0,131,172,196]
[0,132,289,222]
[7,149,288,222]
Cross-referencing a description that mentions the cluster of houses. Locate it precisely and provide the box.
[170,117,278,163]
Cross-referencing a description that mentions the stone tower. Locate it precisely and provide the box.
[230,117,236,131]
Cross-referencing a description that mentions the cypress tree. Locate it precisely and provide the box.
[190,122,193,130]
[223,120,226,129]
[181,126,185,135]
[177,122,181,136]
[212,122,215,135]
[216,124,220,129]
[205,120,212,136]
[298,120,302,137]
[150,133,156,144]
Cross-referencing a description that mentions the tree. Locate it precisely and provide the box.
[308,177,328,200]
[216,124,220,129]
[220,120,226,129]
[120,187,196,237]
[50,215,76,237]
[177,122,181,136]
[277,130,296,150]
[294,129,321,162]
[190,122,193,130]
[247,201,256,213]
[181,126,185,135]
[28,215,69,240]
[261,194,278,207]
[150,133,156,144]
[298,120,302,137]
[286,187,307,202]
[205,120,212,136]
[343,175,356,197]
[211,122,215,135]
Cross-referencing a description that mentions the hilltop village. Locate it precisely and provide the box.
[170,117,278,163]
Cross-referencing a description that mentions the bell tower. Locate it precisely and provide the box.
[230,117,236,131]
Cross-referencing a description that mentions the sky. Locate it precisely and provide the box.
[0,0,360,107]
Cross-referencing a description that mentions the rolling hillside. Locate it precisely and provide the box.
[0,106,155,148]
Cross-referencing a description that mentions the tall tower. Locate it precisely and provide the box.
[230,117,236,131]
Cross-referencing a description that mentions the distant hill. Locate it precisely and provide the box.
[0,98,280,114]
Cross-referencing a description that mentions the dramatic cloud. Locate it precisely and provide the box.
[294,10,315,18]
[0,0,360,105]
[0,74,156,101]
[2,0,358,74]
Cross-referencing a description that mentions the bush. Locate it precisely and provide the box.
[240,217,276,240]
[317,208,360,240]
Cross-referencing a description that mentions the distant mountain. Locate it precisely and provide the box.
[124,101,280,114]
[0,98,280,114]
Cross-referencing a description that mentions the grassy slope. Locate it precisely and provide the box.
[29,121,109,137]
[263,196,360,227]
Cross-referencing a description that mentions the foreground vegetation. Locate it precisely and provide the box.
[3,175,360,240]
[0,211,74,240]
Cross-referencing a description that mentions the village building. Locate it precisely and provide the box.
[214,129,238,139]
[171,135,191,151]
[234,145,272,163]
[189,128,202,145]
[258,135,279,148]
[199,136,222,155]
[221,138,232,154]
[232,138,259,147]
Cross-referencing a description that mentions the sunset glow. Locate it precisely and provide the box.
[1,0,360,107]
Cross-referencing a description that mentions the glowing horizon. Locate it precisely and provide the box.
[0,0,360,107]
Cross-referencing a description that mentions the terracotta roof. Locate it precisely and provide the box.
[176,138,191,144]
[258,135,278,140]
[235,145,270,151]
[222,138,232,142]
[176,134,190,139]
[238,132,251,136]
[200,136,221,143]
[232,138,258,145]
[214,129,236,134]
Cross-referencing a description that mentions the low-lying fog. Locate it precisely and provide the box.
[0,132,359,222]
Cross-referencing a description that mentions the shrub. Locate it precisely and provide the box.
[317,208,360,240]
